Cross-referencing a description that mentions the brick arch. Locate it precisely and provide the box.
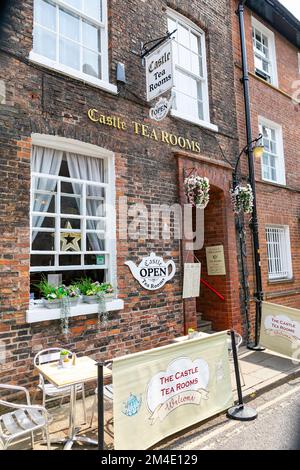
[176,152,242,334]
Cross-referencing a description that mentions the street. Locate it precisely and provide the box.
[160,377,300,450]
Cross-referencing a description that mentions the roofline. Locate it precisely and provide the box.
[245,0,300,49]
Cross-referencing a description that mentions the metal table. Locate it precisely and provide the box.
[36,356,112,450]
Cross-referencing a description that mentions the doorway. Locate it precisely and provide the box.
[195,185,231,331]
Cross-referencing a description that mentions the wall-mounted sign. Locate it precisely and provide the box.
[113,331,233,450]
[260,302,300,361]
[145,40,173,102]
[87,109,201,154]
[125,252,176,290]
[206,245,226,276]
[149,93,175,121]
[183,263,201,299]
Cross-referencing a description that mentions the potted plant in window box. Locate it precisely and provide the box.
[98,282,115,299]
[77,277,115,303]
[36,278,65,309]
[65,285,81,306]
[36,278,81,309]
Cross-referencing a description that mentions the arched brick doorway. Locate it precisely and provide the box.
[176,152,242,335]
[195,185,230,331]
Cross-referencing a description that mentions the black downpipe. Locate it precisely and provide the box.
[237,2,264,347]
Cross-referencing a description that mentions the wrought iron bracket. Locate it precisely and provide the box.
[140,29,177,59]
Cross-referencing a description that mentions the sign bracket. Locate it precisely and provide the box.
[141,29,176,59]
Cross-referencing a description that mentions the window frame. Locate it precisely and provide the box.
[30,0,117,95]
[265,225,293,281]
[30,134,117,288]
[167,8,218,132]
[251,16,278,87]
[258,116,286,186]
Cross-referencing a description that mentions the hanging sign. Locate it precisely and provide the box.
[113,331,233,450]
[149,93,175,121]
[145,40,173,102]
[260,302,300,361]
[183,263,201,299]
[125,252,176,290]
[206,245,226,276]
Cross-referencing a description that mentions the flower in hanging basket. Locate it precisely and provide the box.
[230,184,254,214]
[184,176,210,209]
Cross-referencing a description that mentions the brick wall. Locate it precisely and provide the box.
[231,0,300,336]
[0,0,239,396]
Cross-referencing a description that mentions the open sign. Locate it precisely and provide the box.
[125,252,176,290]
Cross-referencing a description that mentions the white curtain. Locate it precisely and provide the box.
[32,146,63,241]
[66,153,106,251]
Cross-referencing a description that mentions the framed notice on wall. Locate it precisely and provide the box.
[206,245,226,276]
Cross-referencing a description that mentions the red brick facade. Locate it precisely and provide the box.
[231,1,300,330]
[0,0,241,396]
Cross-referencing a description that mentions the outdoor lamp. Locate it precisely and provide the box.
[253,138,264,160]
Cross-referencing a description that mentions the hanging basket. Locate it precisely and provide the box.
[184,176,210,209]
[230,184,254,214]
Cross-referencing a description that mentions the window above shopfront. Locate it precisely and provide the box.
[29,0,117,94]
[252,17,278,87]
[266,225,293,281]
[259,117,286,186]
[167,10,217,132]
[29,135,117,303]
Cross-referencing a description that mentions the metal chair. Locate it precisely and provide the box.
[0,384,51,450]
[227,331,243,355]
[33,348,87,423]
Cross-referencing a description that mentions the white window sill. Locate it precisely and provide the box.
[261,177,286,187]
[26,298,124,324]
[29,51,118,95]
[170,109,219,133]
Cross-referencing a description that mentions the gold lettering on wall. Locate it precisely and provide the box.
[87,109,201,154]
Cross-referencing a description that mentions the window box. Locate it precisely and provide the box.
[26,298,124,324]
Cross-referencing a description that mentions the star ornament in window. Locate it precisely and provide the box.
[61,222,81,252]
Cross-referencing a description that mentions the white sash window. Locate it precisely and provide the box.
[167,10,217,131]
[30,0,117,93]
[259,117,286,185]
[252,17,278,87]
[30,136,116,284]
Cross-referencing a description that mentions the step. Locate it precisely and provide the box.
[197,312,203,321]
[197,319,213,333]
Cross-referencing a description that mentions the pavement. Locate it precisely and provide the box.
[6,347,300,451]
[231,346,300,400]
[160,377,300,450]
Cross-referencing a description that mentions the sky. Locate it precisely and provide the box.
[278,0,300,20]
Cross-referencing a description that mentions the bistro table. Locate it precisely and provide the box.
[35,356,112,450]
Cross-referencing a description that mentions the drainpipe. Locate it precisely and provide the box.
[237,1,264,350]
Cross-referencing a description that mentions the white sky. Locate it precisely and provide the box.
[278,0,300,20]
